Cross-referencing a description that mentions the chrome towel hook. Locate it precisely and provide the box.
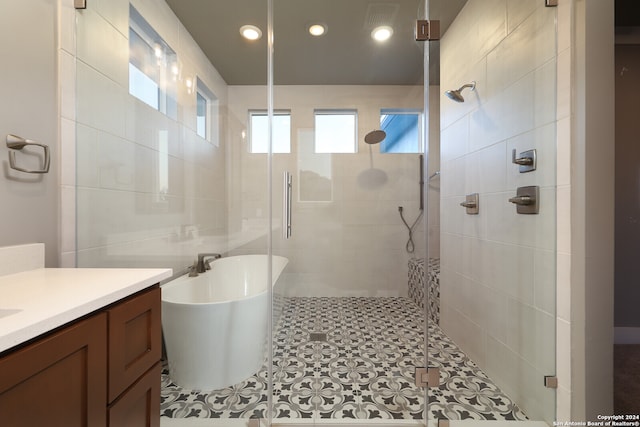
[6,134,50,174]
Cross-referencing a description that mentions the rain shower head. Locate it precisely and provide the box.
[445,81,476,103]
[364,129,386,144]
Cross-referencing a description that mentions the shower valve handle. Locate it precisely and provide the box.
[512,149,534,166]
[459,193,479,215]
[508,195,534,206]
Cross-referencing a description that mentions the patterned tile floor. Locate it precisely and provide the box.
[161,297,527,421]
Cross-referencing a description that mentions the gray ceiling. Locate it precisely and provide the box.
[164,0,467,86]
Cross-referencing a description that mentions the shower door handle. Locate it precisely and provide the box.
[283,171,292,239]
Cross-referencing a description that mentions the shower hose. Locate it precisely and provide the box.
[398,206,423,253]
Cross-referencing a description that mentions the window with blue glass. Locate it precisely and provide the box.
[379,109,422,153]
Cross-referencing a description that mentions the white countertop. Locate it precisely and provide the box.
[0,267,172,353]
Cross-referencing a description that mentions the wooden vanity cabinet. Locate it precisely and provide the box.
[107,286,162,426]
[0,285,161,427]
[0,313,108,427]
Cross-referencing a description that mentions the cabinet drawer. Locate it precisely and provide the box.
[108,286,161,403]
[0,313,107,427]
[108,362,161,427]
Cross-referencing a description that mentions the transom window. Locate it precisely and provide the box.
[249,111,291,154]
[314,110,357,154]
[196,78,218,144]
[128,5,177,119]
[379,109,422,154]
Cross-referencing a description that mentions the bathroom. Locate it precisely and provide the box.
[0,0,618,425]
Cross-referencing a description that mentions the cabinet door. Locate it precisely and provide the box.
[108,362,161,427]
[108,286,161,402]
[0,313,107,427]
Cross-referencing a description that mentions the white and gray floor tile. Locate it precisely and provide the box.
[161,297,527,421]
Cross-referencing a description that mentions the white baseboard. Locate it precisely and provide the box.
[615,327,640,344]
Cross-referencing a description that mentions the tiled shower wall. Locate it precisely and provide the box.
[227,85,436,297]
[61,0,439,295]
[439,0,557,422]
[63,0,229,271]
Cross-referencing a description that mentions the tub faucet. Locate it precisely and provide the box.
[196,253,221,273]
[188,262,199,277]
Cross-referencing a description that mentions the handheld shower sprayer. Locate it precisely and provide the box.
[398,155,425,253]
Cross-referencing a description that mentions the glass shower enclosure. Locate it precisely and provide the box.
[269,0,431,421]
[73,0,557,424]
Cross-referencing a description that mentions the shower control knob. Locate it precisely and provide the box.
[509,186,540,214]
[511,149,537,173]
[460,193,479,215]
[512,150,533,165]
[508,195,534,205]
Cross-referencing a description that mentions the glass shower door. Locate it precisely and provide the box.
[74,0,271,424]
[269,0,431,423]
[430,0,558,424]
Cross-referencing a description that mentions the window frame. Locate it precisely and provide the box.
[248,110,292,154]
[196,78,218,145]
[313,109,358,154]
[128,5,177,119]
[379,108,423,154]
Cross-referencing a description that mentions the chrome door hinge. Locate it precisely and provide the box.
[415,367,440,388]
[545,0,558,7]
[544,375,558,388]
[416,20,440,41]
[75,0,87,9]
[248,419,262,427]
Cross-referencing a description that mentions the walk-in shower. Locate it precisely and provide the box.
[72,0,558,424]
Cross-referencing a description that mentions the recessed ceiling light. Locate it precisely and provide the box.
[371,26,393,42]
[308,24,326,37]
[240,25,262,41]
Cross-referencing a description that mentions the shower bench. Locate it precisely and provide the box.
[408,257,440,325]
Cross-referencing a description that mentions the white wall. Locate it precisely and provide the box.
[61,0,229,272]
[440,0,558,421]
[0,0,59,267]
[570,0,615,419]
[227,85,429,297]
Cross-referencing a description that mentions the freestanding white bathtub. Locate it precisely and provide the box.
[161,254,288,390]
